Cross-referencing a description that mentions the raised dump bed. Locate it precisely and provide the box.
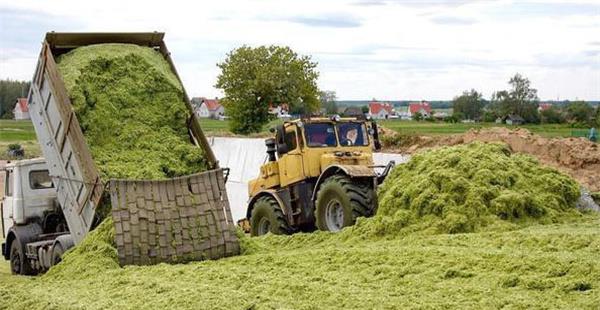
[27,32,239,266]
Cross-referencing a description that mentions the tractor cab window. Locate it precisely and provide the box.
[284,130,297,151]
[29,170,54,190]
[337,122,369,146]
[304,123,337,147]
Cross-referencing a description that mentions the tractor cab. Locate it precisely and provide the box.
[246,116,394,236]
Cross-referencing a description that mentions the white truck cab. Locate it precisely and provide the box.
[2,158,73,275]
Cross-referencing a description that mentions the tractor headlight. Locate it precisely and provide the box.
[330,115,341,122]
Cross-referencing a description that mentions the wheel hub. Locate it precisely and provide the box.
[325,199,344,231]
[257,217,271,235]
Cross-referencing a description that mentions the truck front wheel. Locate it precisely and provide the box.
[250,197,290,237]
[315,175,374,232]
[9,238,34,275]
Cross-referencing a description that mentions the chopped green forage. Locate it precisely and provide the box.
[57,43,207,180]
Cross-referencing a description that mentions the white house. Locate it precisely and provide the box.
[368,101,393,119]
[196,98,224,119]
[408,101,432,119]
[13,98,30,120]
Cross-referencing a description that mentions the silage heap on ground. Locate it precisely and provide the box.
[57,43,206,180]
[359,142,583,236]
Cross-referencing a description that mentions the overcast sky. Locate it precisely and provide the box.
[1,0,599,100]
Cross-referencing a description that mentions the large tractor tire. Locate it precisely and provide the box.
[315,174,375,232]
[9,238,34,275]
[250,196,291,236]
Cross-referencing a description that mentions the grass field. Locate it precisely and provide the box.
[379,120,578,138]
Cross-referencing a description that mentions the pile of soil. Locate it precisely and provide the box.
[57,44,207,180]
[359,142,582,236]
[382,127,600,192]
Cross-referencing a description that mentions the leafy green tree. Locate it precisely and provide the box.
[566,101,594,125]
[413,111,423,121]
[0,79,31,118]
[490,74,540,123]
[540,107,565,124]
[452,89,483,120]
[320,90,337,115]
[216,45,320,134]
[595,106,600,127]
[361,105,369,114]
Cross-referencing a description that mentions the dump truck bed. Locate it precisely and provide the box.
[27,32,238,265]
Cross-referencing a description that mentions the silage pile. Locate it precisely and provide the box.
[360,142,583,236]
[57,44,206,179]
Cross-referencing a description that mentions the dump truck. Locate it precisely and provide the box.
[246,116,394,236]
[1,32,239,275]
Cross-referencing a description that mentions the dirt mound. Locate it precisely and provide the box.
[381,127,600,192]
[440,128,600,192]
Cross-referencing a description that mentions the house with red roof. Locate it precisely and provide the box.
[368,101,393,119]
[538,103,552,112]
[408,101,432,119]
[13,98,30,120]
[194,97,224,119]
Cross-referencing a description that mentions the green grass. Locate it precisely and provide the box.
[380,120,576,138]
[0,216,598,309]
[0,120,37,141]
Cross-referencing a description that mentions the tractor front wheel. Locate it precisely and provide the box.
[315,174,374,232]
[250,196,290,237]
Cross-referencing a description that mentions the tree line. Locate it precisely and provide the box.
[0,79,30,119]
[451,74,599,127]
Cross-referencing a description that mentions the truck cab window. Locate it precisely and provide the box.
[6,171,12,196]
[29,170,54,190]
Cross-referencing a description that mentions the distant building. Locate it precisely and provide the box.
[408,101,432,118]
[369,101,393,119]
[504,114,525,125]
[269,103,290,117]
[538,103,552,112]
[195,97,224,119]
[343,106,364,117]
[13,98,29,120]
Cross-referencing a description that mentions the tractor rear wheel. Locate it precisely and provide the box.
[51,243,64,266]
[315,174,374,232]
[250,196,290,236]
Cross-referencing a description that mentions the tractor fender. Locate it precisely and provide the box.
[3,223,43,260]
[311,165,377,202]
[246,189,293,223]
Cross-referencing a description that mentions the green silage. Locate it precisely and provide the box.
[372,142,582,235]
[57,44,206,179]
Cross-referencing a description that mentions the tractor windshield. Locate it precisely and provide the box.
[304,123,337,147]
[337,122,369,146]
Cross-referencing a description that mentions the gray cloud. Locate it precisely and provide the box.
[287,15,362,28]
[430,16,478,25]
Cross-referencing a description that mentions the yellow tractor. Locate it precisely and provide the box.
[246,116,395,236]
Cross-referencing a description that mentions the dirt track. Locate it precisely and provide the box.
[382,127,600,192]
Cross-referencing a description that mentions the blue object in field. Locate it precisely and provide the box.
[590,128,597,142]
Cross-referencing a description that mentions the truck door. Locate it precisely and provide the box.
[2,169,14,238]
[279,127,305,187]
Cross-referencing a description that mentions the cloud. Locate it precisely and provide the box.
[352,0,387,6]
[286,14,362,28]
[430,16,478,25]
[490,2,600,18]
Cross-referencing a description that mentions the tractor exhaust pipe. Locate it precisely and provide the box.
[265,138,277,162]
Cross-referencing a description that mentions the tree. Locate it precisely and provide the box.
[216,45,320,134]
[566,101,594,125]
[596,106,600,127]
[452,89,483,121]
[490,74,540,123]
[540,107,565,124]
[320,90,337,115]
[413,111,423,121]
[361,105,369,114]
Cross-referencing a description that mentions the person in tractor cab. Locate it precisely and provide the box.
[339,123,367,146]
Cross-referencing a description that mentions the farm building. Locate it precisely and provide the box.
[13,98,30,120]
[194,97,224,119]
[408,101,432,118]
[369,101,393,119]
[504,114,525,125]
[538,103,552,112]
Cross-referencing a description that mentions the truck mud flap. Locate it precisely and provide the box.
[108,168,240,266]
